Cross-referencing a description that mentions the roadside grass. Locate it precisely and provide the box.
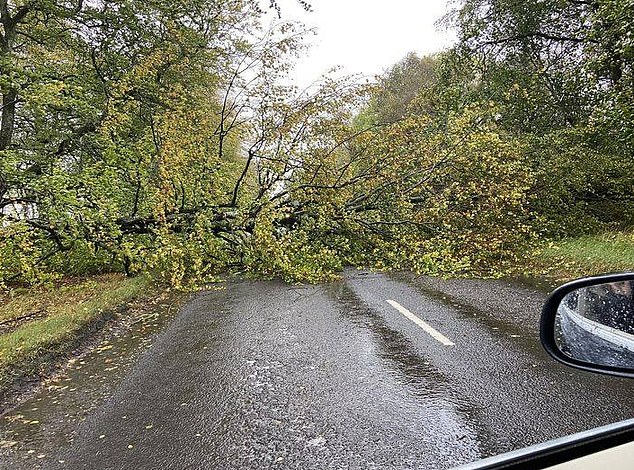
[532,232,634,281]
[0,274,154,390]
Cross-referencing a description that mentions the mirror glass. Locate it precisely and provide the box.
[555,281,634,369]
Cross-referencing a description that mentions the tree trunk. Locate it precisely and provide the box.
[0,88,16,151]
[0,0,22,200]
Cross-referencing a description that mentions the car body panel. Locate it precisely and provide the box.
[546,440,634,469]
[453,418,634,470]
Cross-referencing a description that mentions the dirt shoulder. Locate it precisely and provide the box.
[0,274,183,412]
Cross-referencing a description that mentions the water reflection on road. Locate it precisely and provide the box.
[330,282,483,462]
[0,273,633,470]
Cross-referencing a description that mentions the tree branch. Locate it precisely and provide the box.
[482,31,595,46]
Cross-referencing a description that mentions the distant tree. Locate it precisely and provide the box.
[364,53,438,124]
[448,0,633,139]
[440,0,634,233]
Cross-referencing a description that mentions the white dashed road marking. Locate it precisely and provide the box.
[386,299,455,346]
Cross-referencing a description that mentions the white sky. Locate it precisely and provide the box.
[272,1,457,87]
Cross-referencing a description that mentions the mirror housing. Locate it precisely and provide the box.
[540,272,634,379]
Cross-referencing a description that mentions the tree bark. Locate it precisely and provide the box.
[0,88,16,151]
[0,1,29,201]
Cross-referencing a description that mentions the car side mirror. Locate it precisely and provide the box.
[540,273,634,378]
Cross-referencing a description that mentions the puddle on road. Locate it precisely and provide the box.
[0,275,568,469]
[326,282,492,467]
[0,296,182,469]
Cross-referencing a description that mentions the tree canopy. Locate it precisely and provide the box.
[1,0,632,287]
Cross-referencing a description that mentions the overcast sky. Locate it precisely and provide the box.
[272,1,457,87]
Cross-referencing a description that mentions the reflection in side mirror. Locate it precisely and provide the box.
[541,273,634,378]
[556,281,634,369]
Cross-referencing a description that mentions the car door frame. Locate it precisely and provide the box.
[453,417,634,469]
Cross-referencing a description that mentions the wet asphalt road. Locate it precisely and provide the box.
[3,270,634,469]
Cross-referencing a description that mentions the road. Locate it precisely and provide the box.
[2,270,634,469]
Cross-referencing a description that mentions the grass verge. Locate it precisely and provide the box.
[0,274,156,396]
[530,232,634,281]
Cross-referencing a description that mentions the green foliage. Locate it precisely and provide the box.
[532,232,634,280]
[359,0,633,275]
[449,0,594,131]
[433,0,634,240]
[0,0,294,287]
[353,104,538,275]
[242,207,343,283]
[588,0,634,147]
[524,128,634,237]
[361,53,438,125]
[0,222,58,287]
[0,0,632,286]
